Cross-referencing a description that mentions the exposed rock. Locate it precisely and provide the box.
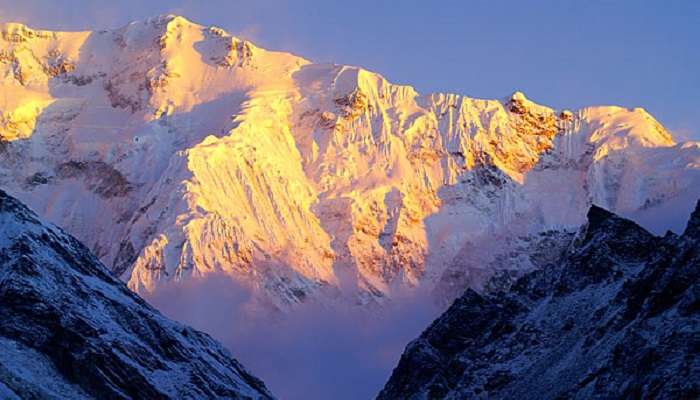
[334,88,368,119]
[0,190,274,399]
[55,161,133,198]
[379,202,700,399]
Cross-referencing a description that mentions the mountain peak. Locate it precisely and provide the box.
[585,202,655,234]
[0,21,54,42]
[586,204,615,228]
[146,13,197,27]
[683,199,700,238]
[507,90,553,116]
[579,204,657,260]
[511,91,527,102]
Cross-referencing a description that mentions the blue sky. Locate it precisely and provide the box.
[1,0,698,139]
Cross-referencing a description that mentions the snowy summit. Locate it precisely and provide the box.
[0,14,698,312]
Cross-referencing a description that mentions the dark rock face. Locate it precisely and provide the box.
[55,160,133,198]
[379,202,700,400]
[0,190,274,399]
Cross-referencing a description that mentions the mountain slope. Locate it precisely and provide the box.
[0,15,698,309]
[378,201,700,399]
[0,190,273,399]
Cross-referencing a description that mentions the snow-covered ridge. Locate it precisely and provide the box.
[0,189,273,399]
[379,201,700,399]
[0,15,698,309]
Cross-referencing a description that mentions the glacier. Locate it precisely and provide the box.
[1,14,697,311]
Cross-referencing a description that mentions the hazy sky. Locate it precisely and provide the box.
[0,0,698,139]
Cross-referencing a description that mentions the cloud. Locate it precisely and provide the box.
[145,275,441,400]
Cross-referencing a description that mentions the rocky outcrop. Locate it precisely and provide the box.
[379,201,700,400]
[0,190,274,399]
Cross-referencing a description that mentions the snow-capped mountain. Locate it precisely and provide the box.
[378,201,700,399]
[0,15,698,309]
[0,189,273,399]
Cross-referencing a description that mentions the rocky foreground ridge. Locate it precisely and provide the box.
[0,190,273,399]
[379,201,700,399]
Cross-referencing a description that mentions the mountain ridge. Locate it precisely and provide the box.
[0,189,274,399]
[0,14,698,310]
[378,200,700,399]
